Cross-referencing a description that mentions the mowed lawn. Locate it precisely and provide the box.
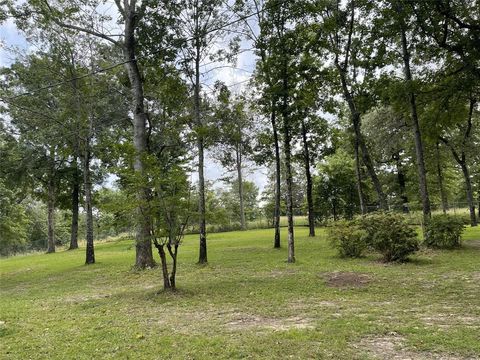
[1,227,479,359]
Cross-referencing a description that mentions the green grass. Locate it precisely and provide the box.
[1,226,480,359]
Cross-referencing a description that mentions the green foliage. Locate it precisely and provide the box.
[313,149,359,222]
[0,181,28,256]
[424,215,466,249]
[327,220,367,258]
[359,212,419,262]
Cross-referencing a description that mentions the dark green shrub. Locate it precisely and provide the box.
[327,220,368,258]
[424,215,465,249]
[360,212,419,262]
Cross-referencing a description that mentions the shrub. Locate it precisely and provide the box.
[360,212,419,262]
[424,215,465,249]
[328,220,368,258]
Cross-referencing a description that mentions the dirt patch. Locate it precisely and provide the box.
[465,240,480,249]
[356,335,475,359]
[321,271,371,288]
[61,293,111,304]
[421,314,479,329]
[225,313,314,331]
[264,269,298,278]
[288,298,338,312]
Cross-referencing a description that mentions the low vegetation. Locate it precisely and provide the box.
[425,215,466,249]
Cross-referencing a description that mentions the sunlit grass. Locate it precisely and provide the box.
[1,226,479,359]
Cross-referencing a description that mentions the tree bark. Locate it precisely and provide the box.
[460,162,477,226]
[167,243,178,290]
[123,7,155,268]
[47,176,56,254]
[393,153,409,213]
[280,57,295,263]
[399,13,431,224]
[194,11,207,264]
[69,157,79,250]
[337,67,387,211]
[157,244,171,290]
[435,142,448,214]
[236,146,246,230]
[354,135,366,214]
[84,139,95,264]
[301,119,315,236]
[271,107,281,248]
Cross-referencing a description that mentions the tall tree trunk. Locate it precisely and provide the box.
[47,176,56,254]
[271,105,281,248]
[354,136,366,214]
[393,153,409,213]
[337,68,387,211]
[123,11,155,269]
[281,58,295,263]
[236,147,246,230]
[84,139,95,264]
[300,119,315,236]
[69,157,79,250]
[195,32,207,264]
[399,14,431,224]
[460,162,477,226]
[435,142,448,214]
[68,53,80,251]
[441,141,477,227]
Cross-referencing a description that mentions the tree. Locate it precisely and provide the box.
[250,0,283,248]
[212,83,254,230]
[313,149,359,222]
[258,0,299,262]
[393,0,432,224]
[22,0,163,268]
[173,0,240,264]
[307,0,388,212]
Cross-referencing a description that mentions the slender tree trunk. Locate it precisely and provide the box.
[69,157,79,250]
[300,119,315,236]
[157,244,171,290]
[236,147,246,230]
[68,54,81,251]
[168,244,178,290]
[280,57,295,263]
[271,106,281,248]
[84,140,95,264]
[337,68,387,211]
[399,16,431,224]
[47,177,56,254]
[435,143,448,214]
[123,12,155,268]
[194,32,207,264]
[354,136,366,214]
[393,153,409,213]
[460,162,477,226]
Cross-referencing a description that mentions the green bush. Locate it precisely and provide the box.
[327,220,368,258]
[360,212,419,262]
[424,215,465,249]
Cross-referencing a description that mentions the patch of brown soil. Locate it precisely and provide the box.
[356,335,475,360]
[466,240,480,249]
[225,313,314,331]
[321,271,371,288]
[62,293,111,304]
[421,314,479,329]
[264,269,298,278]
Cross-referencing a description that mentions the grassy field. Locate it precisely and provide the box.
[1,227,479,359]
